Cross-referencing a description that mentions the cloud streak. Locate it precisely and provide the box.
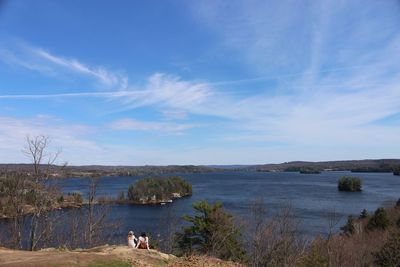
[110,118,198,133]
[0,41,128,89]
[0,91,146,99]
[34,48,126,88]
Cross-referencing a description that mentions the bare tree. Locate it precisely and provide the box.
[52,175,119,249]
[245,199,307,267]
[84,175,118,248]
[325,208,342,240]
[158,205,180,254]
[22,135,61,250]
[23,135,60,182]
[246,198,269,267]
[1,172,27,249]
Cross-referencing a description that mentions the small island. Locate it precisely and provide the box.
[299,168,321,174]
[127,176,192,204]
[338,176,362,192]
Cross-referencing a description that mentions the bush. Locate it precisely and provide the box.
[374,233,400,267]
[24,189,37,205]
[367,207,390,231]
[299,242,328,267]
[338,176,362,192]
[341,215,356,235]
[360,209,368,219]
[175,201,245,262]
[127,176,192,204]
[57,195,64,203]
[71,192,83,203]
[397,216,400,228]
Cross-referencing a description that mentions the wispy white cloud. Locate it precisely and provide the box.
[161,110,188,120]
[117,73,213,110]
[0,91,146,99]
[110,118,198,133]
[0,41,128,89]
[1,65,400,157]
[34,48,127,88]
[179,1,400,145]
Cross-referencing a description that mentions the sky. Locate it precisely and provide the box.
[0,0,400,165]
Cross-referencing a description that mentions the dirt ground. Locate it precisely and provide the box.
[0,245,243,267]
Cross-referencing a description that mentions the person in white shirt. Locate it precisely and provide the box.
[136,232,150,250]
[127,231,137,248]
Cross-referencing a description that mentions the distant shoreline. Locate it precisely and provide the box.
[1,159,399,178]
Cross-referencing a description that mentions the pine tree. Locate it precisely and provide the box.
[359,209,368,219]
[367,207,390,230]
[175,201,245,262]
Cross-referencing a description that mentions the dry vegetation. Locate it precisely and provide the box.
[299,202,400,267]
[175,198,400,267]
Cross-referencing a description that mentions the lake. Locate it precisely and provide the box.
[54,171,399,241]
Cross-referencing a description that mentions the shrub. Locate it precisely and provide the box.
[341,215,356,235]
[397,216,400,228]
[299,242,328,267]
[338,176,362,192]
[24,189,37,205]
[367,207,390,231]
[175,201,245,262]
[360,209,368,219]
[57,195,64,203]
[71,192,83,203]
[373,233,400,267]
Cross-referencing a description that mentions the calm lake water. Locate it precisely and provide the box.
[54,171,400,241]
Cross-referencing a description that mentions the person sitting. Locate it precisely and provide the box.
[136,232,150,250]
[127,231,137,248]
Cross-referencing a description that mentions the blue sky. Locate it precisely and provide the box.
[0,0,400,165]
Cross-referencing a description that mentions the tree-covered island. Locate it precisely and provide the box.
[127,176,192,204]
[338,176,362,192]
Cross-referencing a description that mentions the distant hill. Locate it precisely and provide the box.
[1,159,400,178]
[255,159,400,173]
[0,164,220,178]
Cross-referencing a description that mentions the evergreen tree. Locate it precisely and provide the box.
[359,209,368,219]
[175,201,245,262]
[341,215,356,235]
[367,207,390,230]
